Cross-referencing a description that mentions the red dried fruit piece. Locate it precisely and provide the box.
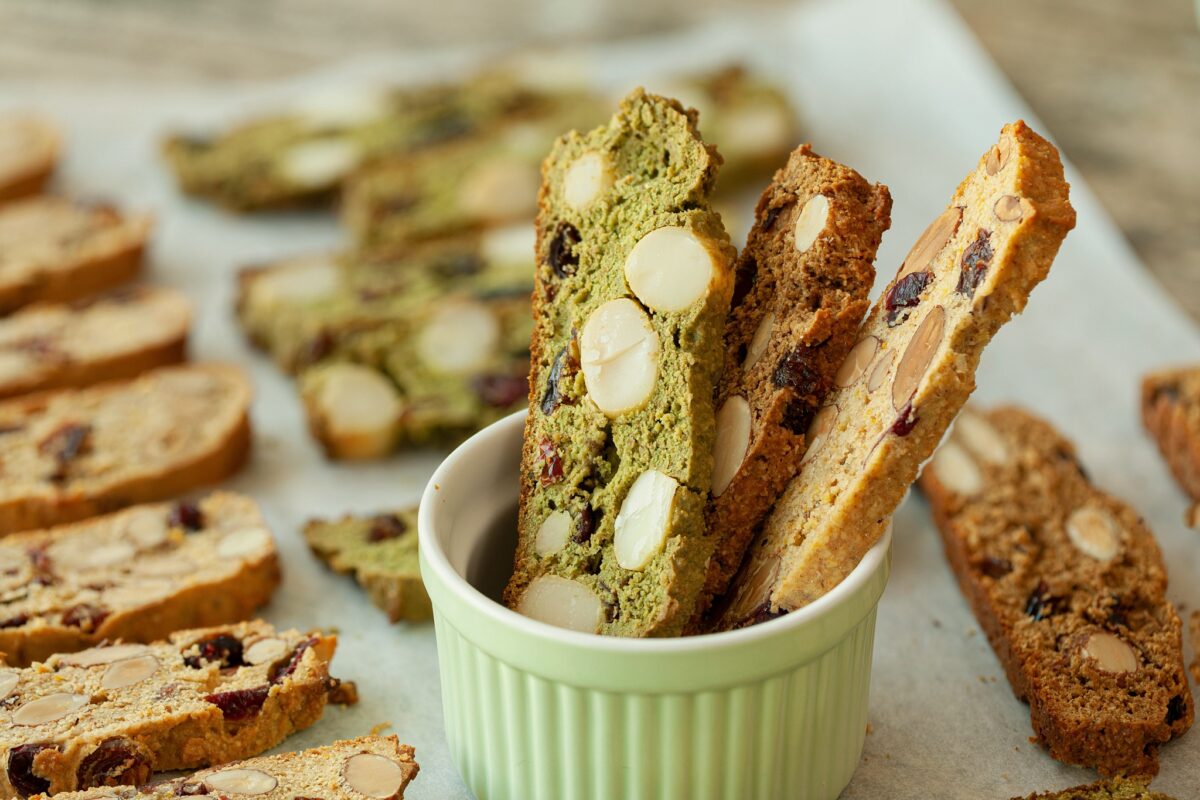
[1024,580,1065,622]
[978,556,1013,579]
[891,402,918,436]
[730,255,758,308]
[761,202,787,232]
[168,501,205,532]
[0,613,30,629]
[772,344,823,391]
[61,603,110,632]
[367,514,407,543]
[540,341,578,416]
[547,222,581,278]
[297,330,334,368]
[174,782,209,796]
[269,638,318,684]
[779,397,819,437]
[183,634,244,669]
[884,271,932,326]
[39,422,92,482]
[537,437,563,486]
[572,506,597,545]
[471,373,529,408]
[956,228,994,298]
[205,685,270,721]
[7,743,54,798]
[76,738,150,790]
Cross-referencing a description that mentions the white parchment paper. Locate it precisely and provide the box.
[2,0,1197,796]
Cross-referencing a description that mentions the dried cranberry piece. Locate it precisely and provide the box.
[175,782,209,796]
[772,345,822,392]
[547,223,582,278]
[537,437,563,486]
[269,638,318,684]
[0,613,29,629]
[76,738,150,790]
[297,331,334,367]
[367,514,407,543]
[957,229,994,298]
[891,403,918,437]
[205,686,270,721]
[761,203,787,232]
[168,502,205,532]
[779,397,818,436]
[61,604,110,632]
[884,271,932,326]
[39,423,92,482]
[471,373,529,408]
[1167,694,1188,725]
[1024,581,1064,621]
[978,556,1013,579]
[183,634,244,669]
[7,744,53,798]
[730,255,758,308]
[572,507,597,545]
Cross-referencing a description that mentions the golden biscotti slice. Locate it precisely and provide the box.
[0,196,150,314]
[0,286,190,399]
[712,121,1076,627]
[0,115,59,205]
[505,89,736,637]
[1141,366,1200,518]
[1012,780,1176,800]
[920,406,1193,777]
[698,144,889,623]
[30,736,420,800]
[0,493,280,667]
[0,621,341,797]
[0,363,252,536]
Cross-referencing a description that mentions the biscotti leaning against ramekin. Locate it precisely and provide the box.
[504,89,736,637]
[710,120,1076,629]
[0,621,342,797]
[0,115,60,205]
[0,286,190,399]
[696,144,889,626]
[0,196,150,314]
[920,406,1193,777]
[1141,366,1200,522]
[29,736,420,800]
[0,492,280,667]
[0,363,252,536]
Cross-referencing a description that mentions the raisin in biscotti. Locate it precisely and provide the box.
[304,509,430,623]
[0,287,190,399]
[0,621,339,797]
[0,364,251,535]
[0,493,279,667]
[712,121,1075,628]
[0,197,150,314]
[1012,780,1176,800]
[31,736,419,800]
[920,406,1193,777]
[504,90,735,637]
[1141,366,1200,516]
[0,115,59,205]
[698,145,889,623]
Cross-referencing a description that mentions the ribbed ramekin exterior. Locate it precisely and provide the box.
[433,607,878,800]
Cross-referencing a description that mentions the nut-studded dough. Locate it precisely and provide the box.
[0,115,59,205]
[1141,366,1200,518]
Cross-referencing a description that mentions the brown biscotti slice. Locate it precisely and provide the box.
[0,116,59,205]
[0,287,190,399]
[0,363,252,536]
[0,621,340,797]
[0,493,280,667]
[0,197,150,314]
[712,121,1075,627]
[920,406,1193,777]
[699,144,889,621]
[1012,780,1176,800]
[31,736,419,800]
[1141,366,1200,514]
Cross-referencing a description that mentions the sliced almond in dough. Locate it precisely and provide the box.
[614,469,678,570]
[899,207,962,278]
[793,194,830,253]
[205,768,279,796]
[985,138,1011,175]
[1066,506,1121,562]
[280,139,362,188]
[624,226,718,313]
[248,257,338,308]
[727,554,780,623]
[801,404,838,466]
[343,753,406,798]
[930,440,983,496]
[61,643,151,668]
[100,655,158,689]
[835,336,879,388]
[1083,632,1138,673]
[712,397,752,498]
[416,301,499,374]
[293,89,390,128]
[0,670,17,700]
[993,195,1026,222]
[135,553,197,578]
[892,305,945,411]
[479,224,536,267]
[216,527,274,560]
[125,509,170,549]
[51,540,135,571]
[458,158,540,221]
[534,510,572,557]
[579,298,661,417]
[743,312,774,370]
[563,152,615,211]
[244,637,289,666]
[310,363,402,458]
[517,575,602,633]
[866,349,894,394]
[13,691,88,725]
[954,409,1010,464]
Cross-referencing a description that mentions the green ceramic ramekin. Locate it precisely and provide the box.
[419,411,891,800]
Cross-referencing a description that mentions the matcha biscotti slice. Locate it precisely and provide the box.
[698,145,889,623]
[304,509,430,623]
[0,115,59,205]
[504,90,736,637]
[713,121,1075,628]
[1013,780,1176,800]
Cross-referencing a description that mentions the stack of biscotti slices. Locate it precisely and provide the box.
[0,492,279,666]
[0,621,341,797]
[0,363,252,535]
[1141,366,1200,521]
[711,121,1076,629]
[29,736,420,800]
[0,115,60,205]
[920,406,1193,777]
[503,89,736,636]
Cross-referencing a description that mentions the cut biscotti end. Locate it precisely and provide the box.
[0,196,152,314]
[507,89,735,637]
[0,286,191,399]
[302,362,402,460]
[698,143,890,624]
[304,509,430,623]
[0,115,60,205]
[1012,780,1176,800]
[714,120,1075,628]
[920,405,1193,778]
[0,492,280,667]
[0,363,252,535]
[1141,365,1200,508]
[0,620,339,797]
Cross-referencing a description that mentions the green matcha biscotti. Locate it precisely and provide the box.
[1013,779,1176,800]
[504,89,735,637]
[304,509,430,623]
